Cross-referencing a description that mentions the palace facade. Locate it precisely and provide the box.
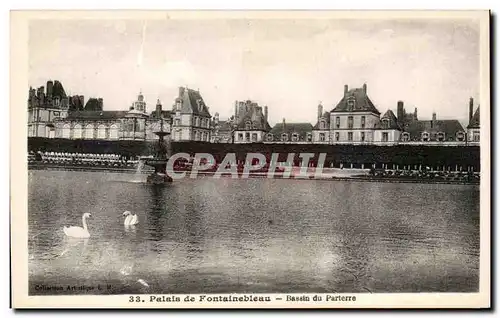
[27,80,480,146]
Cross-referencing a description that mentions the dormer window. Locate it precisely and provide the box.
[291,133,299,142]
[320,120,326,130]
[456,131,465,142]
[306,133,312,142]
[175,101,182,111]
[437,132,445,142]
[402,132,410,141]
[347,97,356,111]
[382,118,389,129]
[54,97,60,106]
[245,121,252,130]
[267,133,273,142]
[422,132,430,142]
[281,133,288,142]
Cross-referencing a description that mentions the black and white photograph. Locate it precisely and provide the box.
[10,10,490,309]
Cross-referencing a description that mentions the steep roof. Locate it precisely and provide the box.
[215,120,235,132]
[65,110,128,121]
[377,109,402,130]
[331,88,381,115]
[269,122,313,141]
[236,112,272,131]
[403,119,465,141]
[467,107,480,129]
[52,80,67,98]
[150,110,173,119]
[177,87,211,117]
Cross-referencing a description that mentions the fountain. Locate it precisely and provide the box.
[144,114,173,184]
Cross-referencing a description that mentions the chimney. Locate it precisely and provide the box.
[397,101,404,122]
[432,112,436,121]
[414,107,418,120]
[234,101,239,119]
[344,85,348,96]
[46,80,54,97]
[264,105,268,122]
[469,97,474,122]
[317,103,323,121]
[282,118,286,132]
[179,86,185,97]
[363,83,367,94]
[156,99,162,117]
[214,112,219,124]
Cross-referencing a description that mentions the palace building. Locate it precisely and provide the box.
[27,80,479,146]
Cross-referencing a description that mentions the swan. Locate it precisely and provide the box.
[63,213,91,238]
[123,211,139,226]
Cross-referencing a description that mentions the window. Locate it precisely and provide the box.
[281,133,288,142]
[361,132,365,142]
[97,124,106,139]
[348,116,353,129]
[336,117,340,129]
[473,131,480,142]
[306,133,312,142]
[335,132,339,141]
[361,116,366,128]
[456,131,465,141]
[109,124,119,140]
[422,132,429,142]
[84,124,94,139]
[195,117,200,127]
[348,132,353,141]
[238,133,243,141]
[437,132,445,142]
[245,121,252,130]
[73,124,82,139]
[175,119,180,126]
[320,121,326,130]
[347,97,355,110]
[62,124,70,139]
[245,132,250,142]
[319,133,325,142]
[382,119,389,129]
[291,133,299,142]
[267,133,273,142]
[252,133,258,142]
[176,101,181,111]
[382,132,389,142]
[195,131,200,141]
[402,132,410,142]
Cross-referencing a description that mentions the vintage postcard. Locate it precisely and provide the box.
[10,10,490,309]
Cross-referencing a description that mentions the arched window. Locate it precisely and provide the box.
[73,124,82,139]
[306,133,312,142]
[421,132,429,142]
[456,131,465,142]
[382,119,389,129]
[437,132,445,142]
[109,124,119,140]
[266,133,273,142]
[97,124,106,139]
[245,121,252,130]
[291,133,299,142]
[320,120,326,130]
[195,117,200,127]
[281,133,288,142]
[195,131,200,141]
[85,124,94,139]
[62,123,70,139]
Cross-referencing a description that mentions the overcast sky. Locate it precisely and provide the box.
[29,18,480,126]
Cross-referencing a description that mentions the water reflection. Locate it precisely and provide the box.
[28,170,480,294]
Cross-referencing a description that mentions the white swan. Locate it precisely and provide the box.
[63,213,91,238]
[123,211,139,226]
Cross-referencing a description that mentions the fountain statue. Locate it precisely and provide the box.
[144,112,173,184]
